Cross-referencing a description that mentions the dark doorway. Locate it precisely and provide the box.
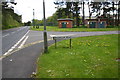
[89,22,96,28]
[98,22,105,28]
[62,22,66,28]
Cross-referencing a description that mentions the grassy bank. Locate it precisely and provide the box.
[31,26,118,32]
[2,9,22,30]
[36,34,119,78]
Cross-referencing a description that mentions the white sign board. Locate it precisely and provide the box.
[50,35,72,40]
[50,35,72,48]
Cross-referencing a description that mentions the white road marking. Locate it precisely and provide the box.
[18,36,29,49]
[11,46,15,49]
[4,51,11,56]
[8,49,13,52]
[10,59,13,62]
[4,30,30,56]
[0,38,52,60]
[2,34,10,38]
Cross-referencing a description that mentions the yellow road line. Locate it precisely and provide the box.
[0,39,52,59]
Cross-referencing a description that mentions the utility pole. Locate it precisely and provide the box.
[43,0,48,53]
[82,1,85,26]
[112,2,115,26]
[118,1,120,26]
[33,9,35,28]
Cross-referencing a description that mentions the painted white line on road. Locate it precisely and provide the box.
[4,30,30,56]
[2,34,10,38]
[26,30,30,35]
[11,46,16,49]
[18,36,29,49]
[1,38,52,59]
[8,49,13,52]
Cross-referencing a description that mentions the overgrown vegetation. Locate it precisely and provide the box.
[36,34,119,78]
[2,2,22,29]
[32,12,58,27]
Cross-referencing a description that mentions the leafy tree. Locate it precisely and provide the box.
[46,12,58,26]
[65,2,73,18]
[87,2,92,19]
[101,2,111,25]
[72,2,81,26]
[90,2,102,17]
[24,21,31,26]
[54,1,81,27]
[2,1,22,29]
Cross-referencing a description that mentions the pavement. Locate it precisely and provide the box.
[2,40,55,78]
[1,28,120,78]
[2,26,30,55]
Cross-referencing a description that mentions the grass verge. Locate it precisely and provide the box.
[31,26,118,32]
[36,34,119,78]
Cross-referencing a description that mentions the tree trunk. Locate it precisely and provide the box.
[112,2,115,26]
[76,14,80,26]
[118,1,120,26]
[82,2,85,26]
[88,2,91,19]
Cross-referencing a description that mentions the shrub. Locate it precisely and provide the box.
[73,25,87,28]
[107,25,114,28]
[106,25,120,28]
[80,25,87,28]
[73,25,77,28]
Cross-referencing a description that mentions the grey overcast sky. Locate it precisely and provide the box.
[13,0,118,22]
[13,0,91,22]
[14,0,57,22]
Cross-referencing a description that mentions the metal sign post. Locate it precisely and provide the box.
[33,9,35,28]
[43,0,48,53]
[51,35,72,49]
[55,39,57,48]
[70,38,71,48]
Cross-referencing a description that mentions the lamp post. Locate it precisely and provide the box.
[82,1,85,26]
[118,1,120,26]
[43,0,48,53]
[33,9,35,28]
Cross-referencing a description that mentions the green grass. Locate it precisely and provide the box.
[31,26,118,32]
[36,34,119,78]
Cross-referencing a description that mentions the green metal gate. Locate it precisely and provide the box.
[62,22,66,28]
[98,22,105,28]
[89,22,96,28]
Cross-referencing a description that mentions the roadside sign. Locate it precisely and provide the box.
[53,36,71,40]
[50,35,72,48]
